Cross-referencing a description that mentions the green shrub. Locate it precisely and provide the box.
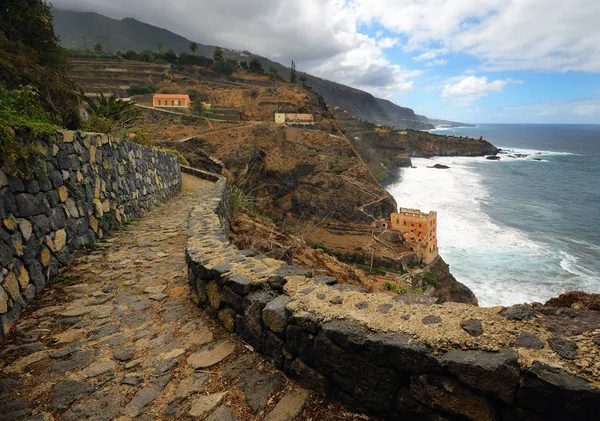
[187,89,208,102]
[127,82,157,96]
[160,148,190,166]
[383,281,395,291]
[82,93,136,121]
[0,85,59,178]
[191,101,203,116]
[422,271,438,288]
[213,60,235,75]
[228,184,256,215]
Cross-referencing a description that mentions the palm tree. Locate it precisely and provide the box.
[81,93,135,121]
[189,42,198,55]
[157,41,163,52]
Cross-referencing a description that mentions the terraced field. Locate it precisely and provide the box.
[69,58,169,97]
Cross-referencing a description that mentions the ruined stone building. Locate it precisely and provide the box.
[390,208,438,264]
[274,113,314,124]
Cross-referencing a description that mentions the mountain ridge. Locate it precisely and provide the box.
[52,8,469,130]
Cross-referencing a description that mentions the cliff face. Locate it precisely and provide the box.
[426,257,479,305]
[172,124,397,225]
[397,131,499,157]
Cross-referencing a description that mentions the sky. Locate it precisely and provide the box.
[52,0,600,124]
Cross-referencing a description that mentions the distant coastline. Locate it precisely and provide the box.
[428,125,478,132]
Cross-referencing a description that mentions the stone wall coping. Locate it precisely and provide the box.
[185,166,600,420]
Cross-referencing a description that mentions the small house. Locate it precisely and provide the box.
[153,94,191,108]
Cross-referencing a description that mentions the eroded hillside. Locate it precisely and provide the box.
[73,56,478,304]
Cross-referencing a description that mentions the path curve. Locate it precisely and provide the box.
[0,173,365,421]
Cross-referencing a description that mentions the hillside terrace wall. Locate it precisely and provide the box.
[186,171,600,421]
[0,131,181,339]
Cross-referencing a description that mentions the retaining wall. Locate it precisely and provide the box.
[0,131,181,339]
[186,172,600,421]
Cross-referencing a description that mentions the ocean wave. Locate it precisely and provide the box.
[499,147,580,157]
[387,156,595,306]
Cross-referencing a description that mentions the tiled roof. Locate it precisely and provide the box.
[153,94,190,99]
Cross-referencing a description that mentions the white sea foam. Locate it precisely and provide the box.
[499,147,579,157]
[387,156,591,306]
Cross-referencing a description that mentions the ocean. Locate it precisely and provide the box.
[386,124,600,307]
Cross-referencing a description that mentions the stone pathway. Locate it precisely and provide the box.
[0,174,367,421]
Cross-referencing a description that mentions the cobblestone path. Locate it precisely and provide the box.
[0,174,360,421]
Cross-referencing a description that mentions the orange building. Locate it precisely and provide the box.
[390,208,438,264]
[152,94,191,108]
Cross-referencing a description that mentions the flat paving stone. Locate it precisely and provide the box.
[264,389,310,421]
[187,340,236,369]
[113,345,135,362]
[61,389,125,421]
[189,392,227,418]
[206,406,239,421]
[50,349,96,373]
[79,359,117,378]
[51,380,94,410]
[172,373,209,402]
[122,387,160,418]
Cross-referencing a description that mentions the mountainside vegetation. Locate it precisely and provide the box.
[0,0,80,178]
[52,8,461,130]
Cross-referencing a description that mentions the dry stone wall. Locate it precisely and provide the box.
[186,171,600,421]
[0,131,181,339]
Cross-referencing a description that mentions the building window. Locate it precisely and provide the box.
[157,100,161,105]
[171,100,175,106]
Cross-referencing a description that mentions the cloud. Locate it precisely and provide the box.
[377,37,399,49]
[442,75,523,103]
[425,59,447,66]
[307,34,420,97]
[413,48,447,62]
[355,0,600,73]
[51,0,419,98]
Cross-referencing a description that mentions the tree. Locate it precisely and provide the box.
[268,65,279,77]
[299,73,307,86]
[248,58,264,73]
[94,43,103,53]
[82,93,136,121]
[189,42,198,55]
[290,60,297,83]
[164,49,177,63]
[213,59,235,75]
[0,0,79,127]
[239,61,248,70]
[157,41,163,52]
[191,100,203,116]
[213,46,224,61]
